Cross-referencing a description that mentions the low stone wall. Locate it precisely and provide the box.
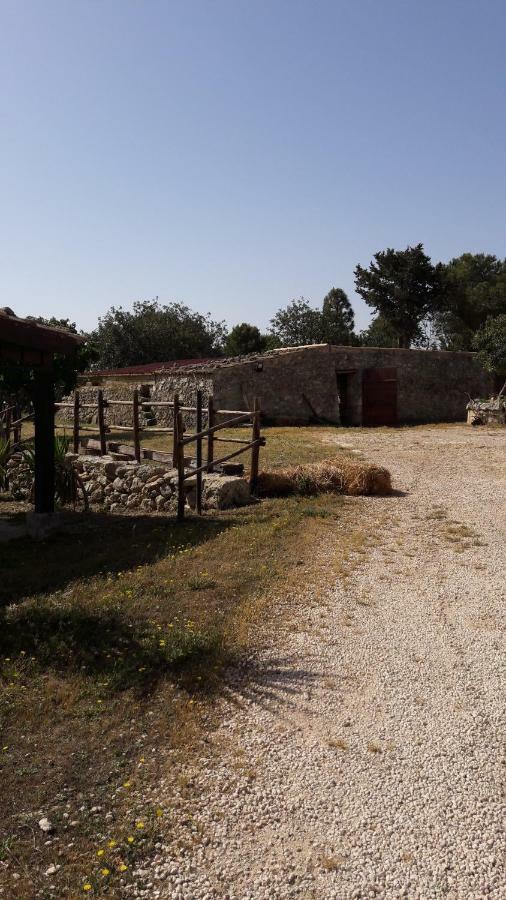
[5,453,252,513]
[76,456,178,512]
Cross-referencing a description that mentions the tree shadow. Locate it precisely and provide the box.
[0,601,223,694]
[0,508,234,607]
[217,653,321,712]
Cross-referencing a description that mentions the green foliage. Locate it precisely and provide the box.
[473,314,506,376]
[321,288,355,344]
[223,323,267,356]
[354,244,439,348]
[22,434,88,508]
[269,289,355,347]
[433,254,506,350]
[359,314,399,347]
[91,299,226,369]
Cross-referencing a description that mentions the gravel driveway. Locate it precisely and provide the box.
[134,425,506,900]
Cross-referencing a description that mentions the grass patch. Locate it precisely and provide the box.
[0,425,360,898]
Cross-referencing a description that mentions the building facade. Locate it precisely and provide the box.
[76,344,493,428]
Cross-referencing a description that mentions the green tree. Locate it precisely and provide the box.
[359,314,399,347]
[269,298,326,347]
[223,323,267,356]
[269,290,356,347]
[91,299,226,369]
[473,314,506,377]
[321,288,355,344]
[354,244,439,348]
[433,254,506,350]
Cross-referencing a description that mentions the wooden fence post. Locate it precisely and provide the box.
[73,391,80,454]
[5,405,12,449]
[13,405,21,446]
[132,389,141,463]
[176,410,186,522]
[207,395,215,473]
[172,393,179,468]
[196,390,203,515]
[97,390,107,455]
[249,397,261,494]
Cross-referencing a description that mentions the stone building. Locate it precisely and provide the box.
[75,344,493,428]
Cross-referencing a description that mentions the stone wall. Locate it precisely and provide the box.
[328,346,493,425]
[57,382,153,428]
[211,345,340,424]
[152,372,214,429]
[5,453,251,513]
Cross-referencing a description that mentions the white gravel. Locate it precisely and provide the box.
[131,425,506,900]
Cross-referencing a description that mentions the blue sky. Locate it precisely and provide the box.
[1,0,505,335]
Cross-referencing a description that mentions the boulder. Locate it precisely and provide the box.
[187,474,252,510]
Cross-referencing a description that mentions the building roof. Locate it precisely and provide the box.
[0,307,84,355]
[87,345,331,379]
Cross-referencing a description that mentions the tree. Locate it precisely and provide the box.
[269,298,327,347]
[473,315,506,377]
[269,290,356,347]
[223,323,267,356]
[433,254,506,350]
[321,288,355,345]
[359,314,399,347]
[354,244,439,348]
[91,299,226,369]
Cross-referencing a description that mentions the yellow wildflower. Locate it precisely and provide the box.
[97,849,105,857]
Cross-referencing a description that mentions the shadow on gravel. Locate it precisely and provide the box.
[219,655,321,711]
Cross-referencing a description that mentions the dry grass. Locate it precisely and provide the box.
[257,457,392,498]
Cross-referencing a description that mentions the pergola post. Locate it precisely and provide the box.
[33,367,55,514]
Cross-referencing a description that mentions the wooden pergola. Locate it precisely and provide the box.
[0,308,83,515]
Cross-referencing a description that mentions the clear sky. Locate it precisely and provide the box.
[1,0,505,335]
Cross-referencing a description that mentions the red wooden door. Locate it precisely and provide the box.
[362,367,398,426]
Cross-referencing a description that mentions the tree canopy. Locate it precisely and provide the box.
[91,300,226,369]
[223,323,267,356]
[359,314,399,348]
[354,244,439,348]
[433,253,506,350]
[473,314,506,377]
[269,290,355,348]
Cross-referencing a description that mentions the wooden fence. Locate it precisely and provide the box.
[59,390,264,519]
[2,392,264,519]
[1,402,26,447]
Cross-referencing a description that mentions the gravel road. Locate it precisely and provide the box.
[133,425,506,900]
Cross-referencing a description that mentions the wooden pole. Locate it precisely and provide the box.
[249,397,261,494]
[176,410,186,522]
[34,369,55,514]
[97,390,107,455]
[73,391,80,454]
[172,393,179,468]
[14,405,21,445]
[132,389,141,463]
[207,395,215,473]
[196,390,203,515]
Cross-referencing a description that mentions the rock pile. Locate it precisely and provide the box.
[75,456,178,512]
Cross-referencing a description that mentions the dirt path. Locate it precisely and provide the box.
[134,426,506,900]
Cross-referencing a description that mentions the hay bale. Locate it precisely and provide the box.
[257,457,392,497]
